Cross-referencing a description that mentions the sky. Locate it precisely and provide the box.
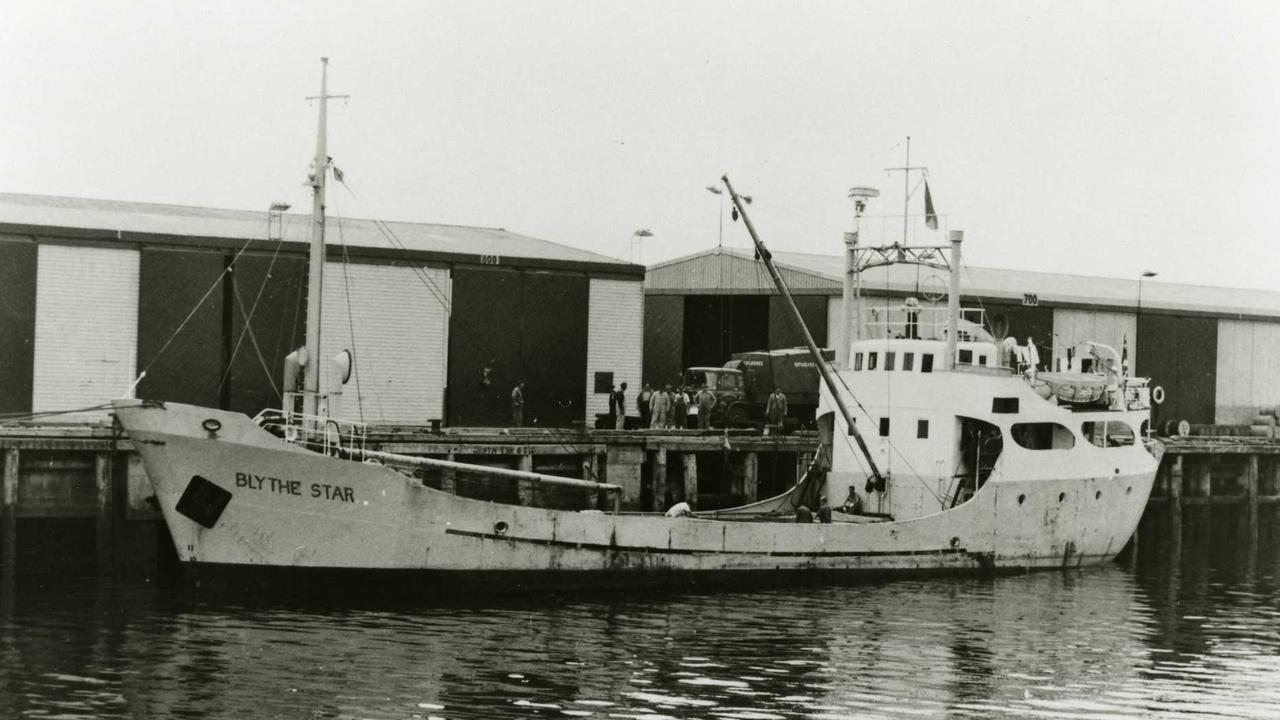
[2,1,1278,291]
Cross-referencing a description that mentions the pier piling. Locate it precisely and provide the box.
[95,452,114,576]
[651,449,667,512]
[743,452,759,504]
[2,448,17,580]
[682,453,698,509]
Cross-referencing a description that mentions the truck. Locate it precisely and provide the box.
[681,347,835,428]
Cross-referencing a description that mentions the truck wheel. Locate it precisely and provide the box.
[726,403,748,427]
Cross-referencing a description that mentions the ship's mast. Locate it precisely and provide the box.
[721,175,885,487]
[884,136,927,246]
[302,57,347,416]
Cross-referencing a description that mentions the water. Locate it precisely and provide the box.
[3,525,1280,719]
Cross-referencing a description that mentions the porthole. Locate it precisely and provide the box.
[1058,492,1065,503]
[1126,486,1132,495]
[1017,494,1026,506]
[1094,490,1102,500]
[494,521,509,536]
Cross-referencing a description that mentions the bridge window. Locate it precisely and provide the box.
[1011,422,1075,450]
[868,352,879,370]
[854,352,863,371]
[1082,421,1135,447]
[885,352,896,371]
[992,397,1019,413]
[958,349,973,365]
[903,352,915,371]
[917,419,929,438]
[978,354,988,366]
[879,418,890,436]
[921,354,934,373]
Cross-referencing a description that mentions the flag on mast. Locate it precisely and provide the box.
[924,179,938,230]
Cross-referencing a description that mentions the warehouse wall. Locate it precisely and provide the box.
[1138,314,1217,427]
[1215,319,1280,424]
[227,252,308,416]
[319,261,451,426]
[1052,309,1138,371]
[0,239,36,416]
[681,295,768,371]
[980,302,1055,366]
[136,247,225,408]
[643,295,683,388]
[448,267,587,427]
[767,295,827,351]
[32,245,139,417]
[585,278,643,421]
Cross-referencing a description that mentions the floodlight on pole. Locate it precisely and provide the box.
[268,202,292,242]
[1136,269,1157,365]
[630,228,654,264]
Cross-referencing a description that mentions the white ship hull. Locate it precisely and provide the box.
[115,400,1155,591]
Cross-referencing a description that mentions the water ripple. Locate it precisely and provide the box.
[3,538,1280,718]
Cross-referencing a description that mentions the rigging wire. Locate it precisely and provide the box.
[331,191,368,424]
[216,231,288,401]
[333,178,452,315]
[0,402,116,425]
[138,223,264,381]
[330,173,597,463]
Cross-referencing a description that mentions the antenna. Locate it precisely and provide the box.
[884,136,927,245]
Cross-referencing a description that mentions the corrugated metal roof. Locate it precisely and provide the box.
[645,247,839,293]
[0,193,635,270]
[647,246,1280,320]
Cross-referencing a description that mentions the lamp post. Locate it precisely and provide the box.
[1136,269,1156,374]
[706,185,751,248]
[268,201,291,242]
[705,185,724,248]
[1137,270,1157,320]
[630,228,653,264]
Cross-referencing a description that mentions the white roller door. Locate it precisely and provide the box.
[1052,309,1138,372]
[318,261,450,425]
[586,278,643,421]
[1215,319,1280,424]
[32,244,139,418]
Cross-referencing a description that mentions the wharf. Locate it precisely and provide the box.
[0,422,818,580]
[2,422,1277,581]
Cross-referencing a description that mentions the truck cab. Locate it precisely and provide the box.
[681,367,747,425]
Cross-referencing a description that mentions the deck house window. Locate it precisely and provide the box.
[978,354,987,366]
[917,419,929,438]
[921,354,934,373]
[1081,421,1136,447]
[868,352,878,370]
[903,352,915,371]
[854,352,863,371]
[885,352,896,371]
[958,349,973,365]
[879,418,890,436]
[1011,422,1075,450]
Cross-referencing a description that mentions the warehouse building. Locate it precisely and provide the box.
[645,247,1280,430]
[0,194,644,428]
